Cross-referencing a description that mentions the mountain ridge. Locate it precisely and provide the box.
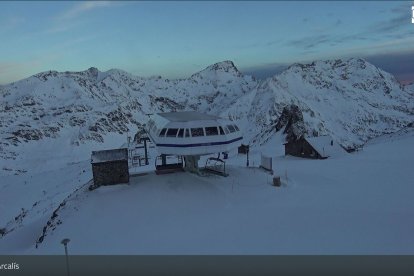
[1,58,413,174]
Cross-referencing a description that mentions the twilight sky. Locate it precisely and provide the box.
[1,1,414,84]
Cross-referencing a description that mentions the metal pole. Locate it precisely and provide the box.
[61,239,70,276]
[64,245,70,276]
[144,139,149,165]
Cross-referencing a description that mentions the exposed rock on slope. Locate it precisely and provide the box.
[274,104,307,142]
[239,58,413,150]
[1,58,413,172]
[0,61,256,167]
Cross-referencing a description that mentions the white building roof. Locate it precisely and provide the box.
[158,111,220,122]
[305,136,347,158]
[91,148,128,163]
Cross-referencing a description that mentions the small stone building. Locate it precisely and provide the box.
[284,135,346,159]
[91,148,129,186]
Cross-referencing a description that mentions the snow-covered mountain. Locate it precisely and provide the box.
[1,58,413,173]
[0,61,256,173]
[1,59,414,255]
[226,58,413,150]
[405,82,414,94]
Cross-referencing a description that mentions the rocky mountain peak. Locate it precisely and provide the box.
[208,60,238,71]
[81,67,100,81]
[191,60,243,78]
[0,58,413,168]
[276,57,404,95]
[86,67,99,74]
[275,104,307,142]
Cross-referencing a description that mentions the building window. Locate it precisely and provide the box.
[191,128,204,137]
[177,128,184,138]
[227,125,236,133]
[219,126,225,135]
[166,128,178,137]
[185,129,190,138]
[234,125,239,131]
[159,128,167,137]
[205,126,219,136]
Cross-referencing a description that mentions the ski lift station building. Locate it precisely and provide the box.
[146,111,243,156]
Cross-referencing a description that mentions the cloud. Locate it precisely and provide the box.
[288,31,373,52]
[43,1,125,34]
[372,11,408,33]
[58,1,114,21]
[360,3,411,36]
[286,3,412,53]
[287,34,332,50]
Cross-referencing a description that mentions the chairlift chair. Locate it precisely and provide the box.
[203,157,228,177]
[155,155,184,174]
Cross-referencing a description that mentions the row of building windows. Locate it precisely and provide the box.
[158,125,239,138]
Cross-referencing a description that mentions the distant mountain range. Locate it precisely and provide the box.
[1,58,413,172]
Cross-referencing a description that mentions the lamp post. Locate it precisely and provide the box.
[61,238,71,276]
[246,146,250,167]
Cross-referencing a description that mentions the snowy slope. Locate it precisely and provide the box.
[1,58,413,175]
[0,62,255,175]
[1,127,414,254]
[404,83,414,95]
[1,58,414,254]
[238,58,413,149]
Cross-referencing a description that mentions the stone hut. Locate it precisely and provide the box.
[284,135,346,159]
[91,148,129,186]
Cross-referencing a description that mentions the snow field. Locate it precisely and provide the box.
[1,129,413,254]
